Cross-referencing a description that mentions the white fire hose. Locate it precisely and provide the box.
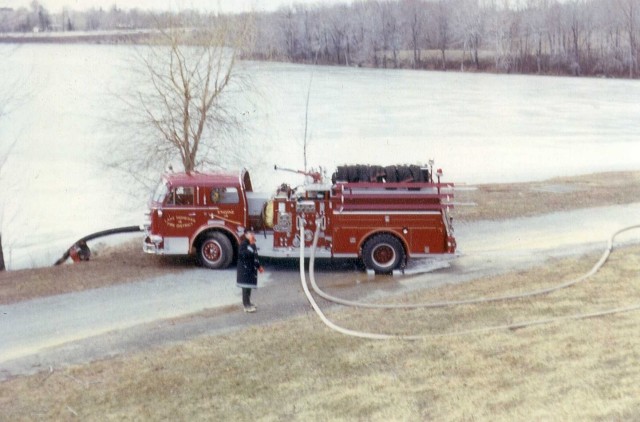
[298,217,640,339]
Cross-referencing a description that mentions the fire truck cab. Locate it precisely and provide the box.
[143,164,456,273]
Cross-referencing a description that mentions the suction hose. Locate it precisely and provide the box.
[299,217,640,339]
[54,225,143,266]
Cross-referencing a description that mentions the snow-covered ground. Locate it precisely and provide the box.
[1,43,639,269]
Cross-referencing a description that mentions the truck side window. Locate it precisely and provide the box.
[211,187,239,204]
[168,186,194,206]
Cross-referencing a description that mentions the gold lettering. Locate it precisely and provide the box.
[165,215,196,229]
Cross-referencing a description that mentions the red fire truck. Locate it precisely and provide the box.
[143,164,456,273]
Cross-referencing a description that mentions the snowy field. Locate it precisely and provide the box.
[1,43,639,269]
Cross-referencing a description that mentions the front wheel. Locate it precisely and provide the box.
[361,234,405,274]
[198,232,233,269]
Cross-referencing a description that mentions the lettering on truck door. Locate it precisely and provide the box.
[205,186,244,228]
[161,185,196,254]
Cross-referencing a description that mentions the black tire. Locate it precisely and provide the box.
[198,232,233,269]
[384,165,398,182]
[362,234,405,274]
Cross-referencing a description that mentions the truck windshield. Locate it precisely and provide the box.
[152,181,169,203]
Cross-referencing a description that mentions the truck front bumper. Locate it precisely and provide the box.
[143,234,164,255]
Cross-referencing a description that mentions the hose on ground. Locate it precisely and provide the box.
[54,225,143,266]
[299,218,640,339]
[309,223,640,309]
[298,218,406,340]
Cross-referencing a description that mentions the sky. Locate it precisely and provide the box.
[0,0,351,13]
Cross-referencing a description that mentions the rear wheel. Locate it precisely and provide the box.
[198,232,233,269]
[362,234,405,274]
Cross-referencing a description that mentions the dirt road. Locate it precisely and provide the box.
[1,202,639,380]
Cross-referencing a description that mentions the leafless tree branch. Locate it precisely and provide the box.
[107,13,253,190]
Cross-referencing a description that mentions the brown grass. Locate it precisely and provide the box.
[0,240,189,304]
[453,171,640,222]
[1,170,640,420]
[1,243,640,420]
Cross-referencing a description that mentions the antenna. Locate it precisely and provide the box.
[303,48,320,173]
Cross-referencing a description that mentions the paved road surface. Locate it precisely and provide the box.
[1,203,639,380]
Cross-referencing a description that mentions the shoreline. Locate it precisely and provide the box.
[1,34,636,81]
[1,169,639,303]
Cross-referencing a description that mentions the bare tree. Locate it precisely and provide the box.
[565,0,584,74]
[113,15,252,187]
[373,0,402,68]
[0,94,11,270]
[327,5,353,66]
[486,0,515,72]
[350,1,382,67]
[525,0,550,74]
[29,0,50,32]
[247,11,285,61]
[0,47,30,271]
[435,0,452,70]
[0,146,9,271]
[0,138,17,270]
[280,7,299,61]
[399,0,427,69]
[617,0,639,77]
[454,0,486,71]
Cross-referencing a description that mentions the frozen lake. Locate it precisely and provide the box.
[1,43,639,269]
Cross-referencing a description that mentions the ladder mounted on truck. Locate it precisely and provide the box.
[332,181,454,213]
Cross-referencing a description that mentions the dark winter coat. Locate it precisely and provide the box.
[236,238,261,289]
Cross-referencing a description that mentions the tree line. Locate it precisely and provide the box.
[0,0,638,78]
[0,1,201,32]
[245,0,639,78]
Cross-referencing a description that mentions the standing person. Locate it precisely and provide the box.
[236,230,264,313]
